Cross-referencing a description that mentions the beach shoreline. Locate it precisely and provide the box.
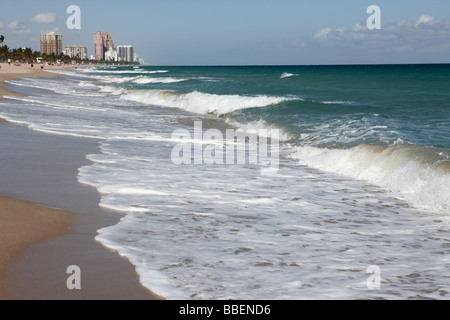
[0,63,162,300]
[0,62,73,99]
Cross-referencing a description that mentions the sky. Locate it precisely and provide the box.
[1,0,450,65]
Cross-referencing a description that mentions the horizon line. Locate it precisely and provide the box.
[136,62,450,67]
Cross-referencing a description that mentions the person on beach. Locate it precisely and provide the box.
[8,58,11,65]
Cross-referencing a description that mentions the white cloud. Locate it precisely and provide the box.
[6,20,31,35]
[30,12,57,24]
[312,15,450,53]
[352,23,366,32]
[7,20,19,29]
[415,15,437,28]
[313,27,332,40]
[44,26,60,34]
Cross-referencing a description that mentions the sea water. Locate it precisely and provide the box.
[1,64,449,299]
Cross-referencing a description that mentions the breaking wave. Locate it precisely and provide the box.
[289,142,450,214]
[280,72,299,79]
[120,89,301,115]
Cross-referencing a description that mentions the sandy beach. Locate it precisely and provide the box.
[0,196,72,299]
[0,62,72,99]
[0,63,161,300]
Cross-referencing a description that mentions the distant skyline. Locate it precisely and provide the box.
[1,0,450,65]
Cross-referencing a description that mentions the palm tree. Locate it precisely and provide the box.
[0,44,9,62]
[23,48,33,62]
[0,35,4,45]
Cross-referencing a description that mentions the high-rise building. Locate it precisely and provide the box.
[117,45,134,63]
[94,31,114,61]
[40,32,63,56]
[64,46,88,60]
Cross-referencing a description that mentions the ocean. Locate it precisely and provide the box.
[1,64,449,299]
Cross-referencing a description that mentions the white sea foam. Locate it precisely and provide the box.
[77,68,169,74]
[98,75,188,84]
[280,72,299,79]
[321,101,354,105]
[133,77,188,84]
[289,143,450,214]
[99,75,141,83]
[292,115,401,147]
[99,86,125,95]
[225,118,294,142]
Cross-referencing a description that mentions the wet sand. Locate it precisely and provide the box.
[0,196,72,300]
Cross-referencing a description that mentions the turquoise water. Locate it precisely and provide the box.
[1,64,449,299]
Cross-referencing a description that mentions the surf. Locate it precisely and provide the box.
[280,72,299,79]
[120,89,301,115]
[289,142,450,214]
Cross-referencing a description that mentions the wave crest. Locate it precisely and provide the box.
[280,72,299,79]
[120,90,300,115]
[289,143,450,214]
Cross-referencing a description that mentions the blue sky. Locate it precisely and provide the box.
[1,0,450,65]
